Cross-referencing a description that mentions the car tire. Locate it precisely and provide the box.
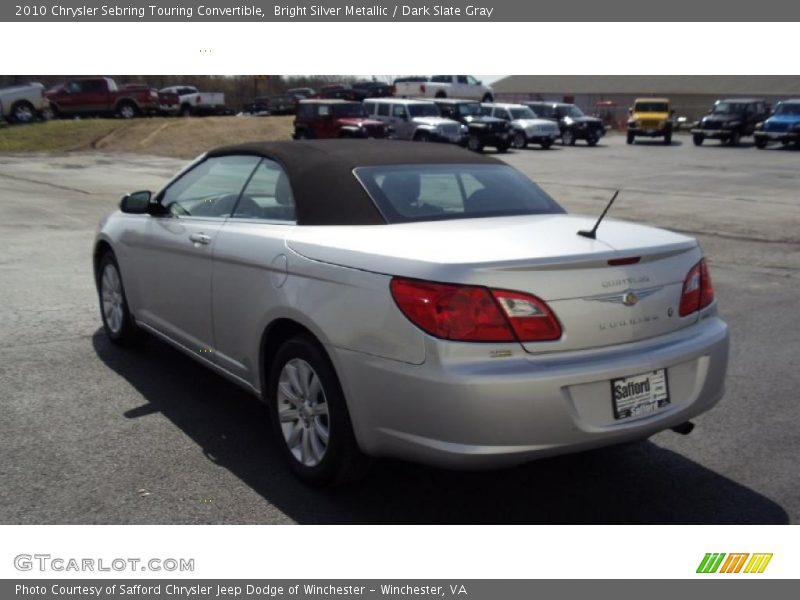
[180,104,193,117]
[97,251,143,347]
[755,137,768,149]
[414,131,432,143]
[10,101,36,124]
[511,131,527,149]
[269,335,370,487]
[729,130,741,146]
[295,129,312,140]
[562,130,576,146]
[116,101,138,119]
[626,131,635,145]
[663,131,672,145]
[585,134,598,146]
[540,139,553,149]
[693,134,704,146]
[467,133,484,152]
[496,142,509,153]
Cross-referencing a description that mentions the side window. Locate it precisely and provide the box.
[159,155,261,218]
[377,103,390,117]
[363,101,375,115]
[85,80,105,93]
[233,159,296,222]
[457,76,469,84]
[66,81,82,93]
[479,105,492,117]
[392,104,407,118]
[466,76,478,85]
[318,105,331,117]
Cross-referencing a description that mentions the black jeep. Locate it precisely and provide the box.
[690,98,771,146]
[524,101,606,146]
[433,98,511,153]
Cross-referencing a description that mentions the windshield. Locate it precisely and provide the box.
[510,107,537,120]
[634,102,669,113]
[774,102,800,116]
[712,102,747,115]
[332,104,367,118]
[408,104,441,117]
[354,164,565,224]
[456,102,482,117]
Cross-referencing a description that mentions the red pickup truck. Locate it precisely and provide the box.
[46,77,162,119]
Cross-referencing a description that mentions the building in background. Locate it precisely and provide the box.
[493,75,800,128]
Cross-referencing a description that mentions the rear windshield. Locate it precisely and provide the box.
[354,164,565,224]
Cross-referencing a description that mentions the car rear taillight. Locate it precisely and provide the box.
[679,259,715,316]
[390,277,562,343]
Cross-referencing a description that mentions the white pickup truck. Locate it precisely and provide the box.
[394,75,494,102]
[159,85,226,116]
[0,82,50,124]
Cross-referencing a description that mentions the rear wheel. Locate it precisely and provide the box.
[10,101,36,124]
[693,134,704,146]
[97,252,143,346]
[728,130,741,146]
[467,133,484,152]
[585,134,598,146]
[116,101,138,119]
[269,335,370,486]
[540,139,553,149]
[295,129,312,140]
[626,131,635,145]
[495,142,509,153]
[663,131,672,145]
[511,131,527,149]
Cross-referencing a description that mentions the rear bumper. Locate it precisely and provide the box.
[332,314,729,469]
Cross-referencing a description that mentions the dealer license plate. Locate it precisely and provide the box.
[611,369,670,420]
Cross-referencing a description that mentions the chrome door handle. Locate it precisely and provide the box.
[189,232,211,245]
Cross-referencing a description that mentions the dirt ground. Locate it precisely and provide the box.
[0,116,295,157]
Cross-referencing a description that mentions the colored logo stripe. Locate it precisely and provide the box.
[697,553,773,574]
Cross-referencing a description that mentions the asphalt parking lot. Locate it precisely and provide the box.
[0,135,798,524]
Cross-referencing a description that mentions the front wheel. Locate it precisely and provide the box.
[269,336,370,486]
[511,131,527,149]
[540,139,553,149]
[414,131,432,143]
[585,134,598,146]
[481,93,494,103]
[97,252,143,346]
[755,137,768,149]
[467,133,484,152]
[562,129,576,146]
[626,131,635,144]
[663,131,672,145]
[728,130,741,146]
[693,134,704,146]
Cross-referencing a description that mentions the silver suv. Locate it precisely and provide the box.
[363,98,466,144]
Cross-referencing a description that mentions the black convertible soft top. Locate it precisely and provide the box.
[206,139,500,226]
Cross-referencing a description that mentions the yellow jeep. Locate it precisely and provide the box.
[627,98,673,145]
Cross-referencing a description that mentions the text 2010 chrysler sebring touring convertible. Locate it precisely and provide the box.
[94,140,729,485]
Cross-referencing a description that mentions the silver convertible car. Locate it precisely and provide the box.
[94,140,729,485]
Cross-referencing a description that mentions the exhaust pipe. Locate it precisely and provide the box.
[671,421,695,435]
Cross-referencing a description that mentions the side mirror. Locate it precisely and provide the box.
[627,107,633,115]
[476,80,482,85]
[120,190,152,214]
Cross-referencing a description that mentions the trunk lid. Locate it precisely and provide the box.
[286,214,703,353]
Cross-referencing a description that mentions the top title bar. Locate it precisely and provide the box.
[4,1,800,22]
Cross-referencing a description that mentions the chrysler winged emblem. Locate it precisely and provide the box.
[585,286,663,307]
[623,292,639,306]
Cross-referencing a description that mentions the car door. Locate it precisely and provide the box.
[211,158,298,387]
[130,155,261,353]
[390,103,411,139]
[55,81,86,113]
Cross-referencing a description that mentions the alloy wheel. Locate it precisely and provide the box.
[277,358,330,467]
[101,263,125,334]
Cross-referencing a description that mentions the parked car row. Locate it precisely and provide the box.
[0,82,50,123]
[292,97,579,153]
